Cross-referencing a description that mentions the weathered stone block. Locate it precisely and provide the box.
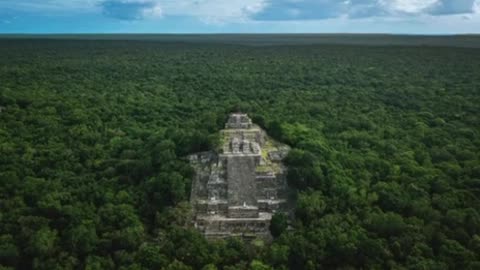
[228,206,259,218]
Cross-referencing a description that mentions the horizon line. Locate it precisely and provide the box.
[1,33,480,36]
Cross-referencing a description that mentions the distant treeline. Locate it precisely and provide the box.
[1,34,480,48]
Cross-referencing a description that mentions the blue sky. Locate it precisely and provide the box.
[0,0,479,34]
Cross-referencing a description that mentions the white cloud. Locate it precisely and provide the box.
[380,0,438,14]
[3,0,268,21]
[1,0,479,23]
[160,0,268,22]
[427,0,477,15]
[242,12,480,34]
[0,0,270,21]
[142,3,162,18]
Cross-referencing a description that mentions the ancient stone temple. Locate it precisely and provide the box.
[188,113,291,239]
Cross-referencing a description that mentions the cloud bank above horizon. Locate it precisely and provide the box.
[1,0,480,33]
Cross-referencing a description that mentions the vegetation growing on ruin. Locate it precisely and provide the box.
[1,38,480,269]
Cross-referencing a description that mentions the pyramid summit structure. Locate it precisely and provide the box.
[189,113,291,239]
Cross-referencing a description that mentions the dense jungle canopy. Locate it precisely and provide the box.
[0,37,479,269]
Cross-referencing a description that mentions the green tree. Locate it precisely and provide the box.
[269,213,288,238]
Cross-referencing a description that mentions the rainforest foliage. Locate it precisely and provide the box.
[0,39,480,269]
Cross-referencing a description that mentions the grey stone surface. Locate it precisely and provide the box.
[189,113,291,239]
[226,155,258,207]
[225,113,253,129]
